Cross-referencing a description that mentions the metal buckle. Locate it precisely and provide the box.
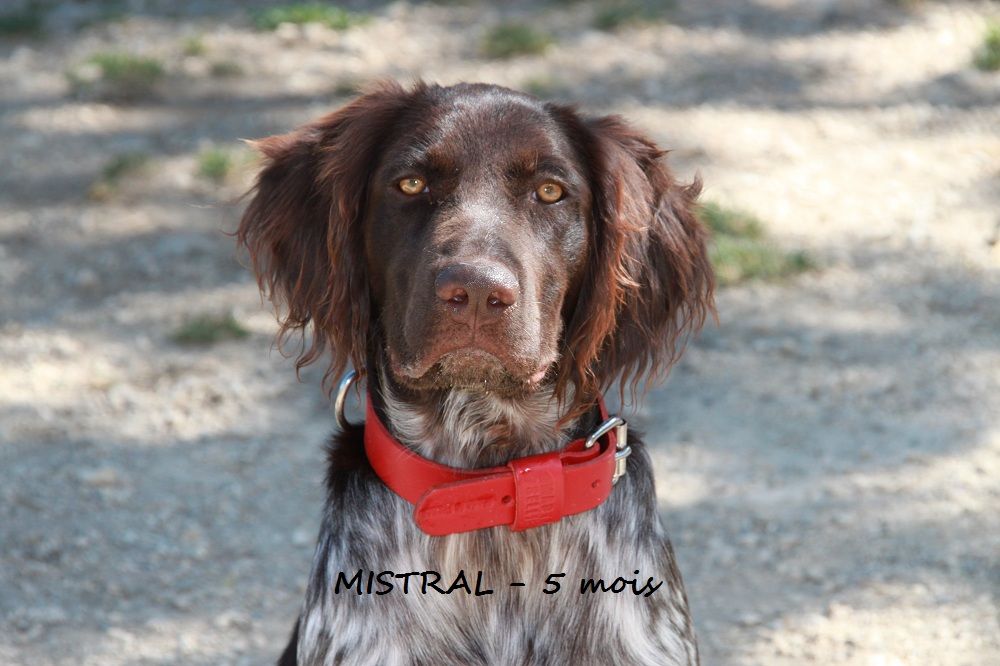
[613,440,631,485]
[584,416,631,485]
[333,369,364,430]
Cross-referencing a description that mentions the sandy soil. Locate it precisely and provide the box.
[1,1,998,664]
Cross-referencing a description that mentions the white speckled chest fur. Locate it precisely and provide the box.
[295,380,698,666]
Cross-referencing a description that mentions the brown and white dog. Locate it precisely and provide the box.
[238,81,715,666]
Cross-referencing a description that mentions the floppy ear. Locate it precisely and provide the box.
[554,110,715,412]
[238,81,419,386]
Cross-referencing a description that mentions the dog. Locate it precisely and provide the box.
[238,81,714,666]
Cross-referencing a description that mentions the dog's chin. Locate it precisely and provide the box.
[391,348,550,397]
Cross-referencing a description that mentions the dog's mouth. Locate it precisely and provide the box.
[389,345,553,395]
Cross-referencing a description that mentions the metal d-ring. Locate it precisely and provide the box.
[584,416,626,449]
[334,369,364,430]
[584,415,631,485]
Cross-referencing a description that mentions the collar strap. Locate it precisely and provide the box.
[363,395,630,536]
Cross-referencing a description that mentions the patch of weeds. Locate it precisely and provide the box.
[252,3,367,31]
[973,22,1000,72]
[481,23,552,59]
[522,75,560,98]
[710,237,814,286]
[182,35,207,56]
[68,52,166,102]
[700,201,814,285]
[594,0,675,31]
[88,151,150,201]
[0,4,45,37]
[102,152,149,181]
[332,78,361,96]
[594,3,645,31]
[197,147,234,183]
[209,60,244,78]
[171,313,250,346]
[700,201,766,239]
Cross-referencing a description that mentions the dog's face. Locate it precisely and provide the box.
[239,82,713,413]
[367,87,590,395]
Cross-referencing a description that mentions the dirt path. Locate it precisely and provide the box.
[1,1,998,664]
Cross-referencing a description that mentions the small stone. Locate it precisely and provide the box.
[802,566,824,584]
[170,595,193,611]
[107,627,135,643]
[276,22,302,43]
[73,268,99,290]
[771,632,798,655]
[824,601,850,619]
[215,610,252,631]
[302,22,331,44]
[77,466,122,488]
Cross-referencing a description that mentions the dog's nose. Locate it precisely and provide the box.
[435,262,518,322]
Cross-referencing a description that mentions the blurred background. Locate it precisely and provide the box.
[1,0,998,664]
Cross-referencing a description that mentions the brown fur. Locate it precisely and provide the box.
[238,82,422,387]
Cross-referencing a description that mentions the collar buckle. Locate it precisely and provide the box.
[612,434,631,485]
[584,416,630,485]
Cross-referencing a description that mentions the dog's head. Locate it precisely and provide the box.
[239,81,714,415]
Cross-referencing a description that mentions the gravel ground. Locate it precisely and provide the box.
[1,1,998,664]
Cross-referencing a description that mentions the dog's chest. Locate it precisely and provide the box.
[297,483,695,666]
[296,389,696,664]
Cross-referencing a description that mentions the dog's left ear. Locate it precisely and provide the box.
[238,81,419,386]
[554,110,716,411]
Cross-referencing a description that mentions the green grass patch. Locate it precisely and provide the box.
[0,4,45,37]
[209,60,244,78]
[700,201,814,286]
[332,78,361,96]
[594,3,646,31]
[171,313,250,346]
[88,151,150,201]
[182,35,207,56]
[700,201,765,239]
[593,0,674,31]
[102,151,149,181]
[197,147,235,183]
[522,75,559,98]
[88,53,164,85]
[973,22,1000,72]
[69,52,165,101]
[252,3,366,31]
[884,0,927,8]
[481,23,552,59]
[710,237,814,286]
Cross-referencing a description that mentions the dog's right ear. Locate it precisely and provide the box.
[238,81,419,386]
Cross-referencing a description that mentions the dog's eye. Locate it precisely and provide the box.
[398,177,428,195]
[535,182,563,204]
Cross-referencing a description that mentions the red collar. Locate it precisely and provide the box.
[363,395,630,536]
